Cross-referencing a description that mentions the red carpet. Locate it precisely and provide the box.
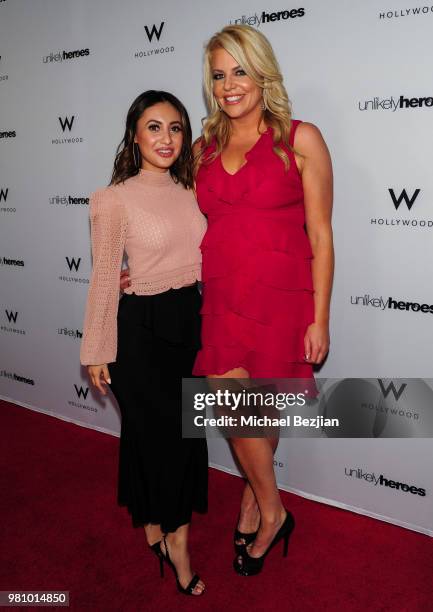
[1,400,431,612]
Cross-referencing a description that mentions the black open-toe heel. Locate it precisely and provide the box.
[233,510,295,576]
[162,535,204,596]
[149,541,164,578]
[234,525,259,555]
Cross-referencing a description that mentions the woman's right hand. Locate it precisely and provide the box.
[88,364,111,395]
[120,268,131,291]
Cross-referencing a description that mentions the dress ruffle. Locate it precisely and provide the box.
[200,131,269,207]
[193,122,315,378]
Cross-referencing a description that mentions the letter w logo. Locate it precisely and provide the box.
[144,22,164,42]
[66,256,81,271]
[388,188,420,211]
[378,379,407,401]
[5,310,18,323]
[59,116,75,132]
[74,384,89,399]
[0,188,8,201]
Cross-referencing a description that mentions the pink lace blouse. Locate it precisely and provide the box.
[80,169,207,365]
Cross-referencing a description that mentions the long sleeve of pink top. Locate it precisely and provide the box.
[80,188,127,365]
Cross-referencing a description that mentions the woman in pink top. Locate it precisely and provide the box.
[80,91,207,596]
[193,26,334,576]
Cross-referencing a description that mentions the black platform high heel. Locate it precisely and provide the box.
[233,510,295,576]
[234,523,259,555]
[149,541,164,578]
[162,535,204,596]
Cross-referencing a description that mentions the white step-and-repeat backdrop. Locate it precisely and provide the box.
[1,0,432,535]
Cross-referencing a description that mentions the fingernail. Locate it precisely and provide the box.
[107,378,111,384]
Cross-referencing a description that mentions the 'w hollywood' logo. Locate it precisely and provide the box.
[378,379,407,401]
[388,188,420,211]
[58,116,75,132]
[144,22,164,42]
[66,256,81,271]
[5,310,18,323]
[74,384,89,399]
[0,188,8,202]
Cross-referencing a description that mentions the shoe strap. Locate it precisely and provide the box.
[149,541,162,555]
[184,573,200,594]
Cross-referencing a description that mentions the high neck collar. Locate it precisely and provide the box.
[137,168,173,186]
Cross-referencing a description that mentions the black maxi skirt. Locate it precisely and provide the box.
[108,284,208,533]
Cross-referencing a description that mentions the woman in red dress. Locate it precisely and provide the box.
[193,25,334,575]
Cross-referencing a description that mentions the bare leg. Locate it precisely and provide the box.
[209,368,286,559]
[236,436,279,545]
[144,524,163,546]
[231,437,286,559]
[161,524,205,595]
[236,482,259,543]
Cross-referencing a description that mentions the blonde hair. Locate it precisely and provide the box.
[200,24,292,169]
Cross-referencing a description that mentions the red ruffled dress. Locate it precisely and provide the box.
[193,120,314,378]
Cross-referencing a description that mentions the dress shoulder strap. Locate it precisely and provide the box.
[289,119,302,147]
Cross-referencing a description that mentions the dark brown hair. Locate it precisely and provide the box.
[110,90,194,189]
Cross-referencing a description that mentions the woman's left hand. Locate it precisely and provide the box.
[304,322,330,364]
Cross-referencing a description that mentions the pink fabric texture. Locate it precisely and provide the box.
[80,169,206,365]
[193,120,315,378]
